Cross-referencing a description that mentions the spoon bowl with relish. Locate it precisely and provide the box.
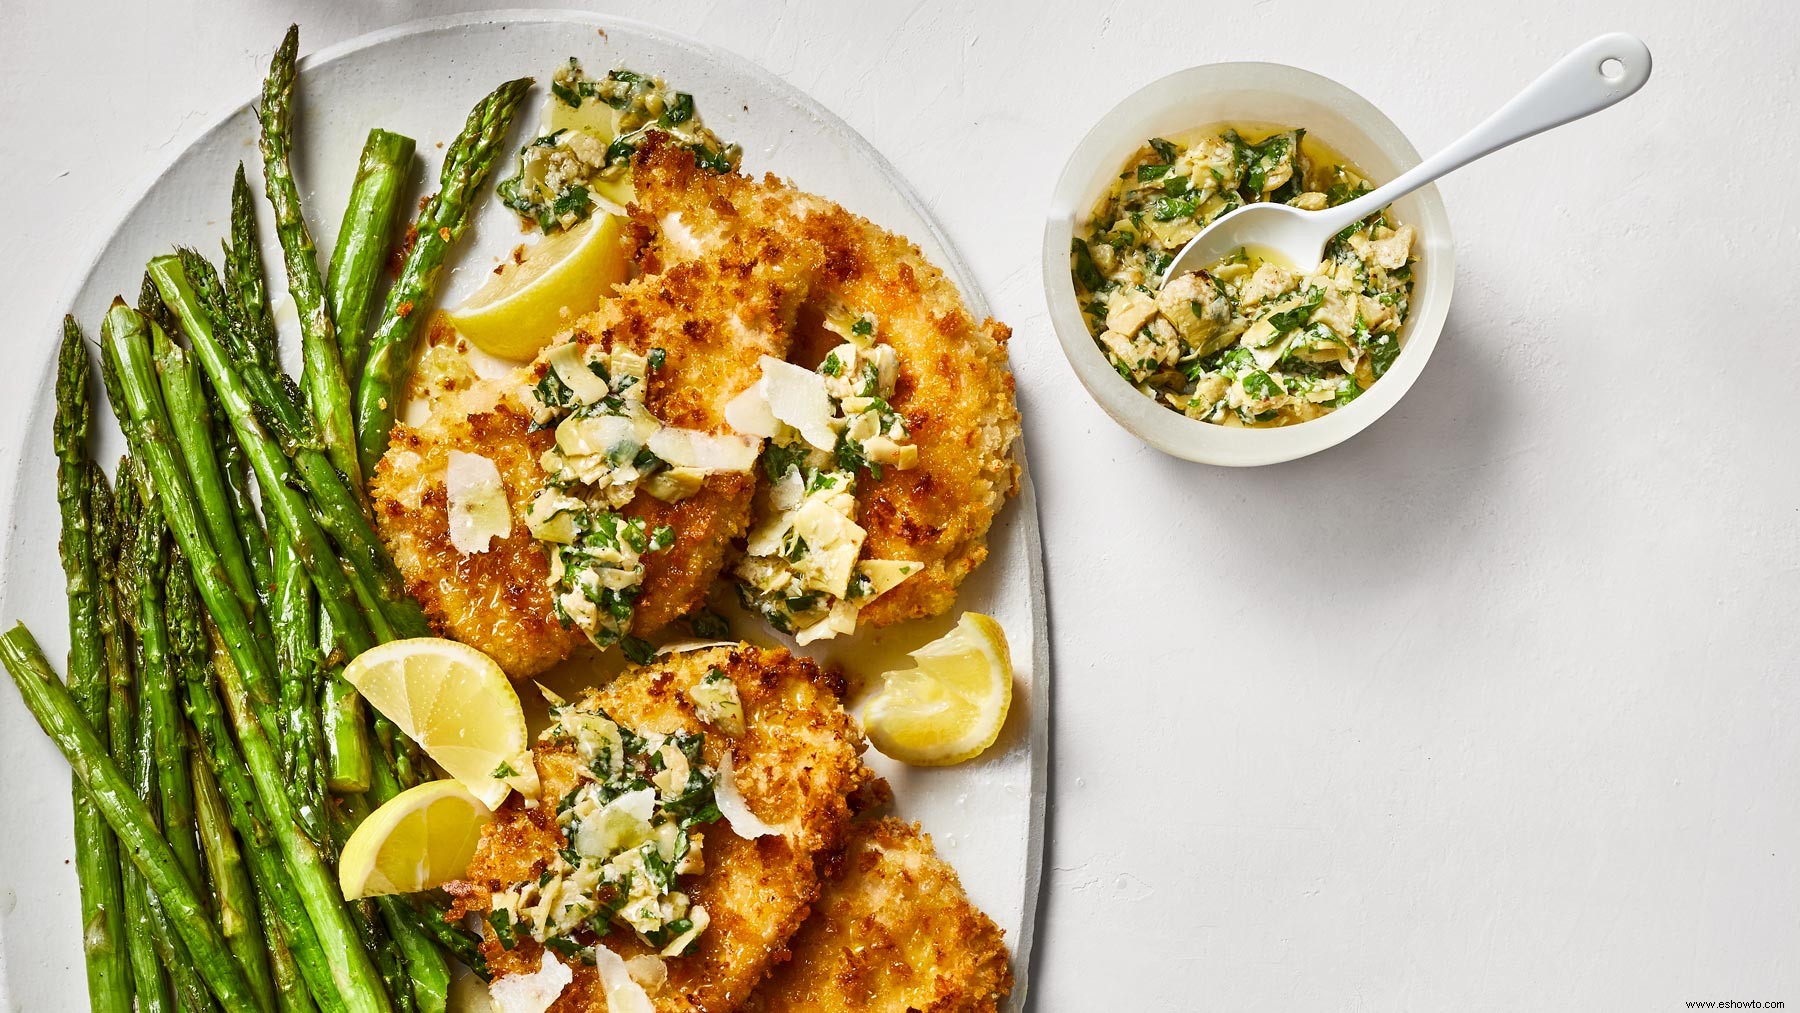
[1046,37,1648,465]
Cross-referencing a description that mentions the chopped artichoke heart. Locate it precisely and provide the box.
[657,907,708,959]
[572,786,656,859]
[499,59,740,233]
[870,343,899,394]
[1239,315,1281,351]
[557,708,626,779]
[611,351,649,391]
[650,741,692,802]
[526,351,730,650]
[546,342,611,404]
[584,565,633,592]
[525,490,585,543]
[1106,288,1159,335]
[856,559,921,600]
[820,305,876,343]
[861,435,915,467]
[558,587,599,630]
[644,466,706,503]
[794,599,860,646]
[789,497,866,598]
[555,413,639,461]
[742,484,798,556]
[844,409,880,444]
[687,669,745,737]
[551,517,653,649]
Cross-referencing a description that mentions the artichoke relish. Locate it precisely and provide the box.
[486,687,728,960]
[1071,124,1417,427]
[499,59,741,233]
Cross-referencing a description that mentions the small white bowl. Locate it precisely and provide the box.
[1043,62,1455,466]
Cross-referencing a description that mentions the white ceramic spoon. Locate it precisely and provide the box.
[1162,32,1653,280]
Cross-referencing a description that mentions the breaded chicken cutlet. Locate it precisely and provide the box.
[461,644,870,1013]
[373,137,1019,676]
[631,137,1021,630]
[740,817,1013,1013]
[371,164,824,678]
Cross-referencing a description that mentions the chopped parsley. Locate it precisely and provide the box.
[688,609,730,639]
[488,909,519,951]
[621,635,656,665]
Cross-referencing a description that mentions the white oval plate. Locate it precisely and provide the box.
[0,11,1045,1009]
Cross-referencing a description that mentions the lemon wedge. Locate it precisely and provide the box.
[862,612,1014,766]
[343,638,538,808]
[444,210,630,361]
[339,780,494,900]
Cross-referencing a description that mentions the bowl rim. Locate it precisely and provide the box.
[1042,60,1457,466]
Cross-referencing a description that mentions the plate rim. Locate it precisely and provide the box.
[0,8,1050,1008]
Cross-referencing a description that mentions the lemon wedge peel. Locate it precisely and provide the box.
[343,637,538,809]
[338,779,495,900]
[862,612,1014,767]
[444,210,630,361]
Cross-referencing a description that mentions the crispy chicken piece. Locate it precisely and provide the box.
[740,817,1013,1013]
[630,138,1022,629]
[463,644,871,1013]
[371,191,822,678]
[373,375,584,676]
[374,138,1019,676]
[782,185,1019,630]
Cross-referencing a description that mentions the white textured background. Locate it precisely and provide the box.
[2,2,1796,1010]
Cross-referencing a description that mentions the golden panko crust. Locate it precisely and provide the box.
[740,817,1013,1013]
[372,377,583,677]
[462,644,871,1013]
[633,138,1022,629]
[371,174,822,678]
[373,137,1019,676]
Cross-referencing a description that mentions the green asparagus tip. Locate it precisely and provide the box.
[174,246,209,278]
[231,164,254,230]
[55,317,91,456]
[261,26,299,130]
[232,165,253,220]
[136,271,174,336]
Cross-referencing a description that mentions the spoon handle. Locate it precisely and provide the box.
[1324,33,1652,232]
